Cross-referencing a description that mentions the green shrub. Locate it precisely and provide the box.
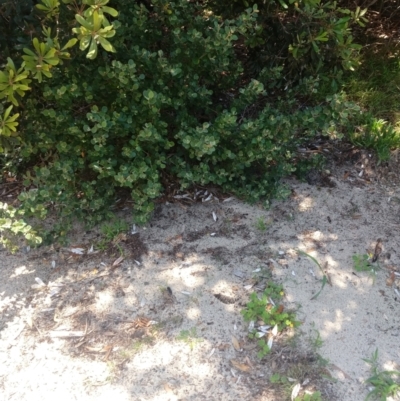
[0,0,363,237]
[207,0,367,88]
[0,202,42,252]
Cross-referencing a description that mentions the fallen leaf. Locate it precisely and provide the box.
[86,345,108,353]
[163,382,174,393]
[70,247,85,254]
[231,335,241,351]
[132,316,153,328]
[35,277,46,287]
[166,234,183,243]
[104,345,113,360]
[372,238,383,262]
[112,233,127,245]
[386,271,395,287]
[112,256,124,267]
[291,383,301,400]
[244,356,254,369]
[230,359,251,372]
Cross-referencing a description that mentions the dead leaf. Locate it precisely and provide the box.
[372,238,383,263]
[230,359,251,372]
[244,355,254,368]
[133,316,152,328]
[112,233,127,245]
[70,247,85,255]
[386,271,396,287]
[103,345,113,360]
[166,234,183,243]
[112,256,124,267]
[291,383,301,400]
[231,335,241,351]
[163,382,174,393]
[85,345,103,352]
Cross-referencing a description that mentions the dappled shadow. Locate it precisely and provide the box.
[1,155,400,400]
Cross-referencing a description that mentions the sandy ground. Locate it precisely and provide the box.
[1,149,400,401]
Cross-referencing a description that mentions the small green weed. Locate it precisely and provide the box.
[100,218,128,241]
[353,254,380,278]
[348,116,400,161]
[269,374,323,401]
[295,392,323,401]
[270,372,289,384]
[176,327,203,351]
[309,326,324,351]
[364,349,400,401]
[297,250,328,300]
[252,265,273,282]
[255,217,268,232]
[242,282,300,358]
[117,338,150,359]
[97,218,128,251]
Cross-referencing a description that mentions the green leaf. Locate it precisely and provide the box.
[278,0,288,9]
[143,90,155,100]
[98,36,116,52]
[75,14,94,30]
[101,6,118,17]
[87,39,98,59]
[92,11,102,31]
[4,105,13,121]
[61,38,78,50]
[79,36,91,51]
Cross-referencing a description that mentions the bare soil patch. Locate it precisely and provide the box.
[1,151,400,401]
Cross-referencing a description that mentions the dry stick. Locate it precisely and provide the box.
[1,186,20,197]
[69,272,112,285]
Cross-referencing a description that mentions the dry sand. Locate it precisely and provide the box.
[1,149,400,401]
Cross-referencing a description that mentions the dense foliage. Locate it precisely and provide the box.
[0,0,399,245]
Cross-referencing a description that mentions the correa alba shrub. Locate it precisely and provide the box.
[2,0,362,242]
